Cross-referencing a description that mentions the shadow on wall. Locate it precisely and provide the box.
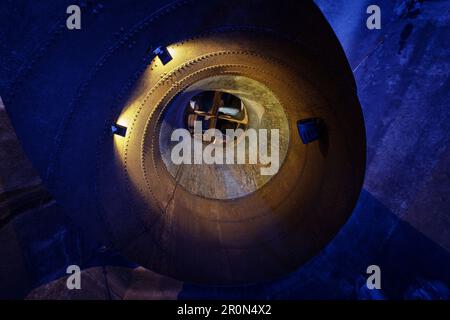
[180,190,450,300]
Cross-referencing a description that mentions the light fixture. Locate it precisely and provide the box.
[297,118,322,144]
[111,123,127,137]
[153,46,173,65]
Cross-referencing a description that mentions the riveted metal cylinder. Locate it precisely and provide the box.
[3,0,365,285]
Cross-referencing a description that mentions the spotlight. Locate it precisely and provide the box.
[297,118,322,144]
[111,124,127,137]
[153,46,173,65]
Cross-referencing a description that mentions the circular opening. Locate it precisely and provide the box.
[185,91,248,144]
[158,75,290,200]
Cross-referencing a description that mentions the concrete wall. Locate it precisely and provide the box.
[316,0,449,251]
